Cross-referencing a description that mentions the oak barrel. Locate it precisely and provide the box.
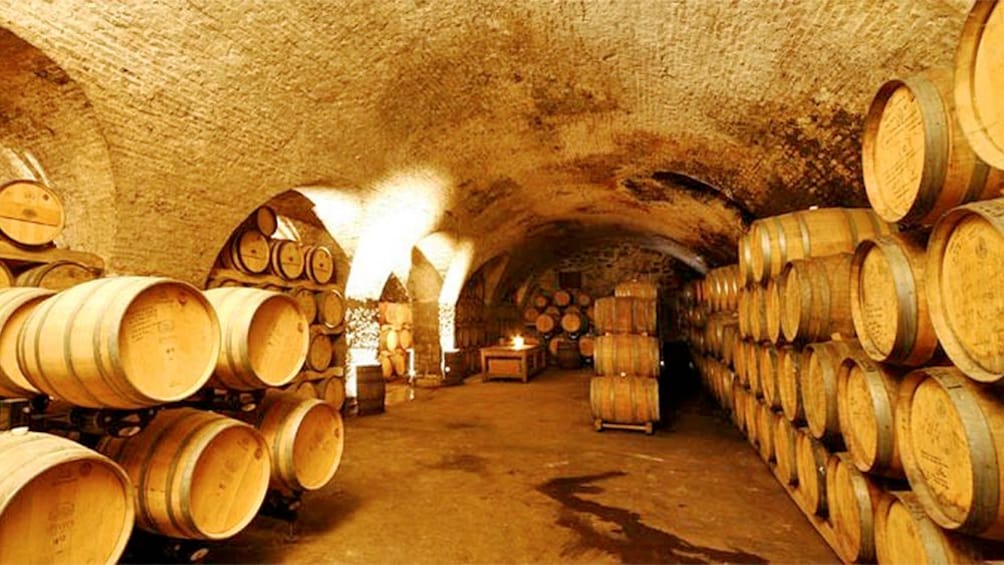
[578,335,595,358]
[223,228,270,274]
[379,325,399,351]
[749,208,895,283]
[306,333,333,371]
[248,205,277,237]
[0,430,134,565]
[19,277,219,408]
[955,0,1004,169]
[589,375,659,424]
[535,313,557,334]
[316,289,345,329]
[594,334,659,378]
[774,417,798,485]
[764,278,782,344]
[777,345,805,423]
[205,287,309,390]
[826,453,882,563]
[98,408,270,540]
[759,344,781,409]
[560,311,586,334]
[863,73,1003,225]
[795,429,829,516]
[593,296,656,335]
[575,290,592,308]
[355,364,385,415]
[398,326,413,349]
[779,253,855,343]
[553,289,572,308]
[269,239,305,280]
[289,288,318,324]
[851,233,939,366]
[614,281,657,299]
[757,404,777,462]
[897,367,1004,539]
[0,288,53,397]
[837,353,904,477]
[531,292,550,310]
[14,261,96,291]
[522,306,540,324]
[0,180,64,246]
[556,339,581,369]
[391,350,407,376]
[926,199,1004,382]
[874,491,984,565]
[257,391,344,491]
[304,245,335,284]
[314,377,346,409]
[803,340,860,440]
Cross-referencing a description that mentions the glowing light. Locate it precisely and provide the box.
[512,335,525,348]
[416,232,459,273]
[273,215,301,241]
[344,170,450,300]
[439,239,474,306]
[297,187,365,255]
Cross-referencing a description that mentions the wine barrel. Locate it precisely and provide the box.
[594,334,659,378]
[926,199,1004,382]
[589,375,659,424]
[575,290,592,308]
[764,278,782,344]
[732,380,748,431]
[759,345,781,409]
[553,289,572,308]
[560,311,586,334]
[874,491,985,565]
[383,303,412,326]
[379,325,399,351]
[306,333,333,371]
[398,326,413,349]
[955,1,1004,170]
[98,408,269,540]
[851,233,939,366]
[826,453,882,563]
[738,233,754,287]
[556,339,581,369]
[803,340,860,440]
[257,391,344,491]
[795,429,829,516]
[777,345,805,423]
[0,430,134,565]
[774,417,799,485]
[747,285,768,343]
[391,350,407,376]
[535,313,557,334]
[757,404,777,462]
[14,261,95,291]
[222,228,270,274]
[316,289,345,329]
[19,277,219,408]
[593,296,656,335]
[543,305,561,317]
[269,239,305,280]
[737,288,750,338]
[522,306,540,324]
[315,377,346,409]
[205,287,309,390]
[749,208,895,283]
[285,379,317,400]
[0,288,53,397]
[356,364,385,414]
[746,343,763,399]
[614,280,657,299]
[531,292,550,310]
[289,288,318,323]
[578,335,595,358]
[863,73,1003,225]
[744,394,759,447]
[248,205,277,237]
[837,354,904,477]
[897,367,1004,539]
[303,245,335,284]
[0,180,64,246]
[779,253,855,343]
[378,353,393,379]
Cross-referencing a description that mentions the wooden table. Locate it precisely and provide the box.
[480,345,546,383]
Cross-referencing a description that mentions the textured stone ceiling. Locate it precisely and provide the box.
[0,0,971,286]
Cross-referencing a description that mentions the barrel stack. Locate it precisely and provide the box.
[0,204,348,563]
[687,5,1004,560]
[523,285,595,368]
[589,280,660,434]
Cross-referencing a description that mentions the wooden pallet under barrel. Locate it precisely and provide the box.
[590,375,659,435]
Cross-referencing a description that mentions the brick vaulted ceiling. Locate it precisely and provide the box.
[0,0,971,286]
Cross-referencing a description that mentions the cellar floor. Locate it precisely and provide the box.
[209,368,836,564]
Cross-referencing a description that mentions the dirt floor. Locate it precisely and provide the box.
[206,367,837,564]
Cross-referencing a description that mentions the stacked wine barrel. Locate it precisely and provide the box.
[689,6,1004,559]
[454,275,490,377]
[589,281,661,434]
[523,286,595,368]
[377,302,413,380]
[208,205,347,411]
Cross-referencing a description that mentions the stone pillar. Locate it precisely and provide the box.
[344,297,380,396]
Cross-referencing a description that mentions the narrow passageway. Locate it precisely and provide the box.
[211,369,836,564]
